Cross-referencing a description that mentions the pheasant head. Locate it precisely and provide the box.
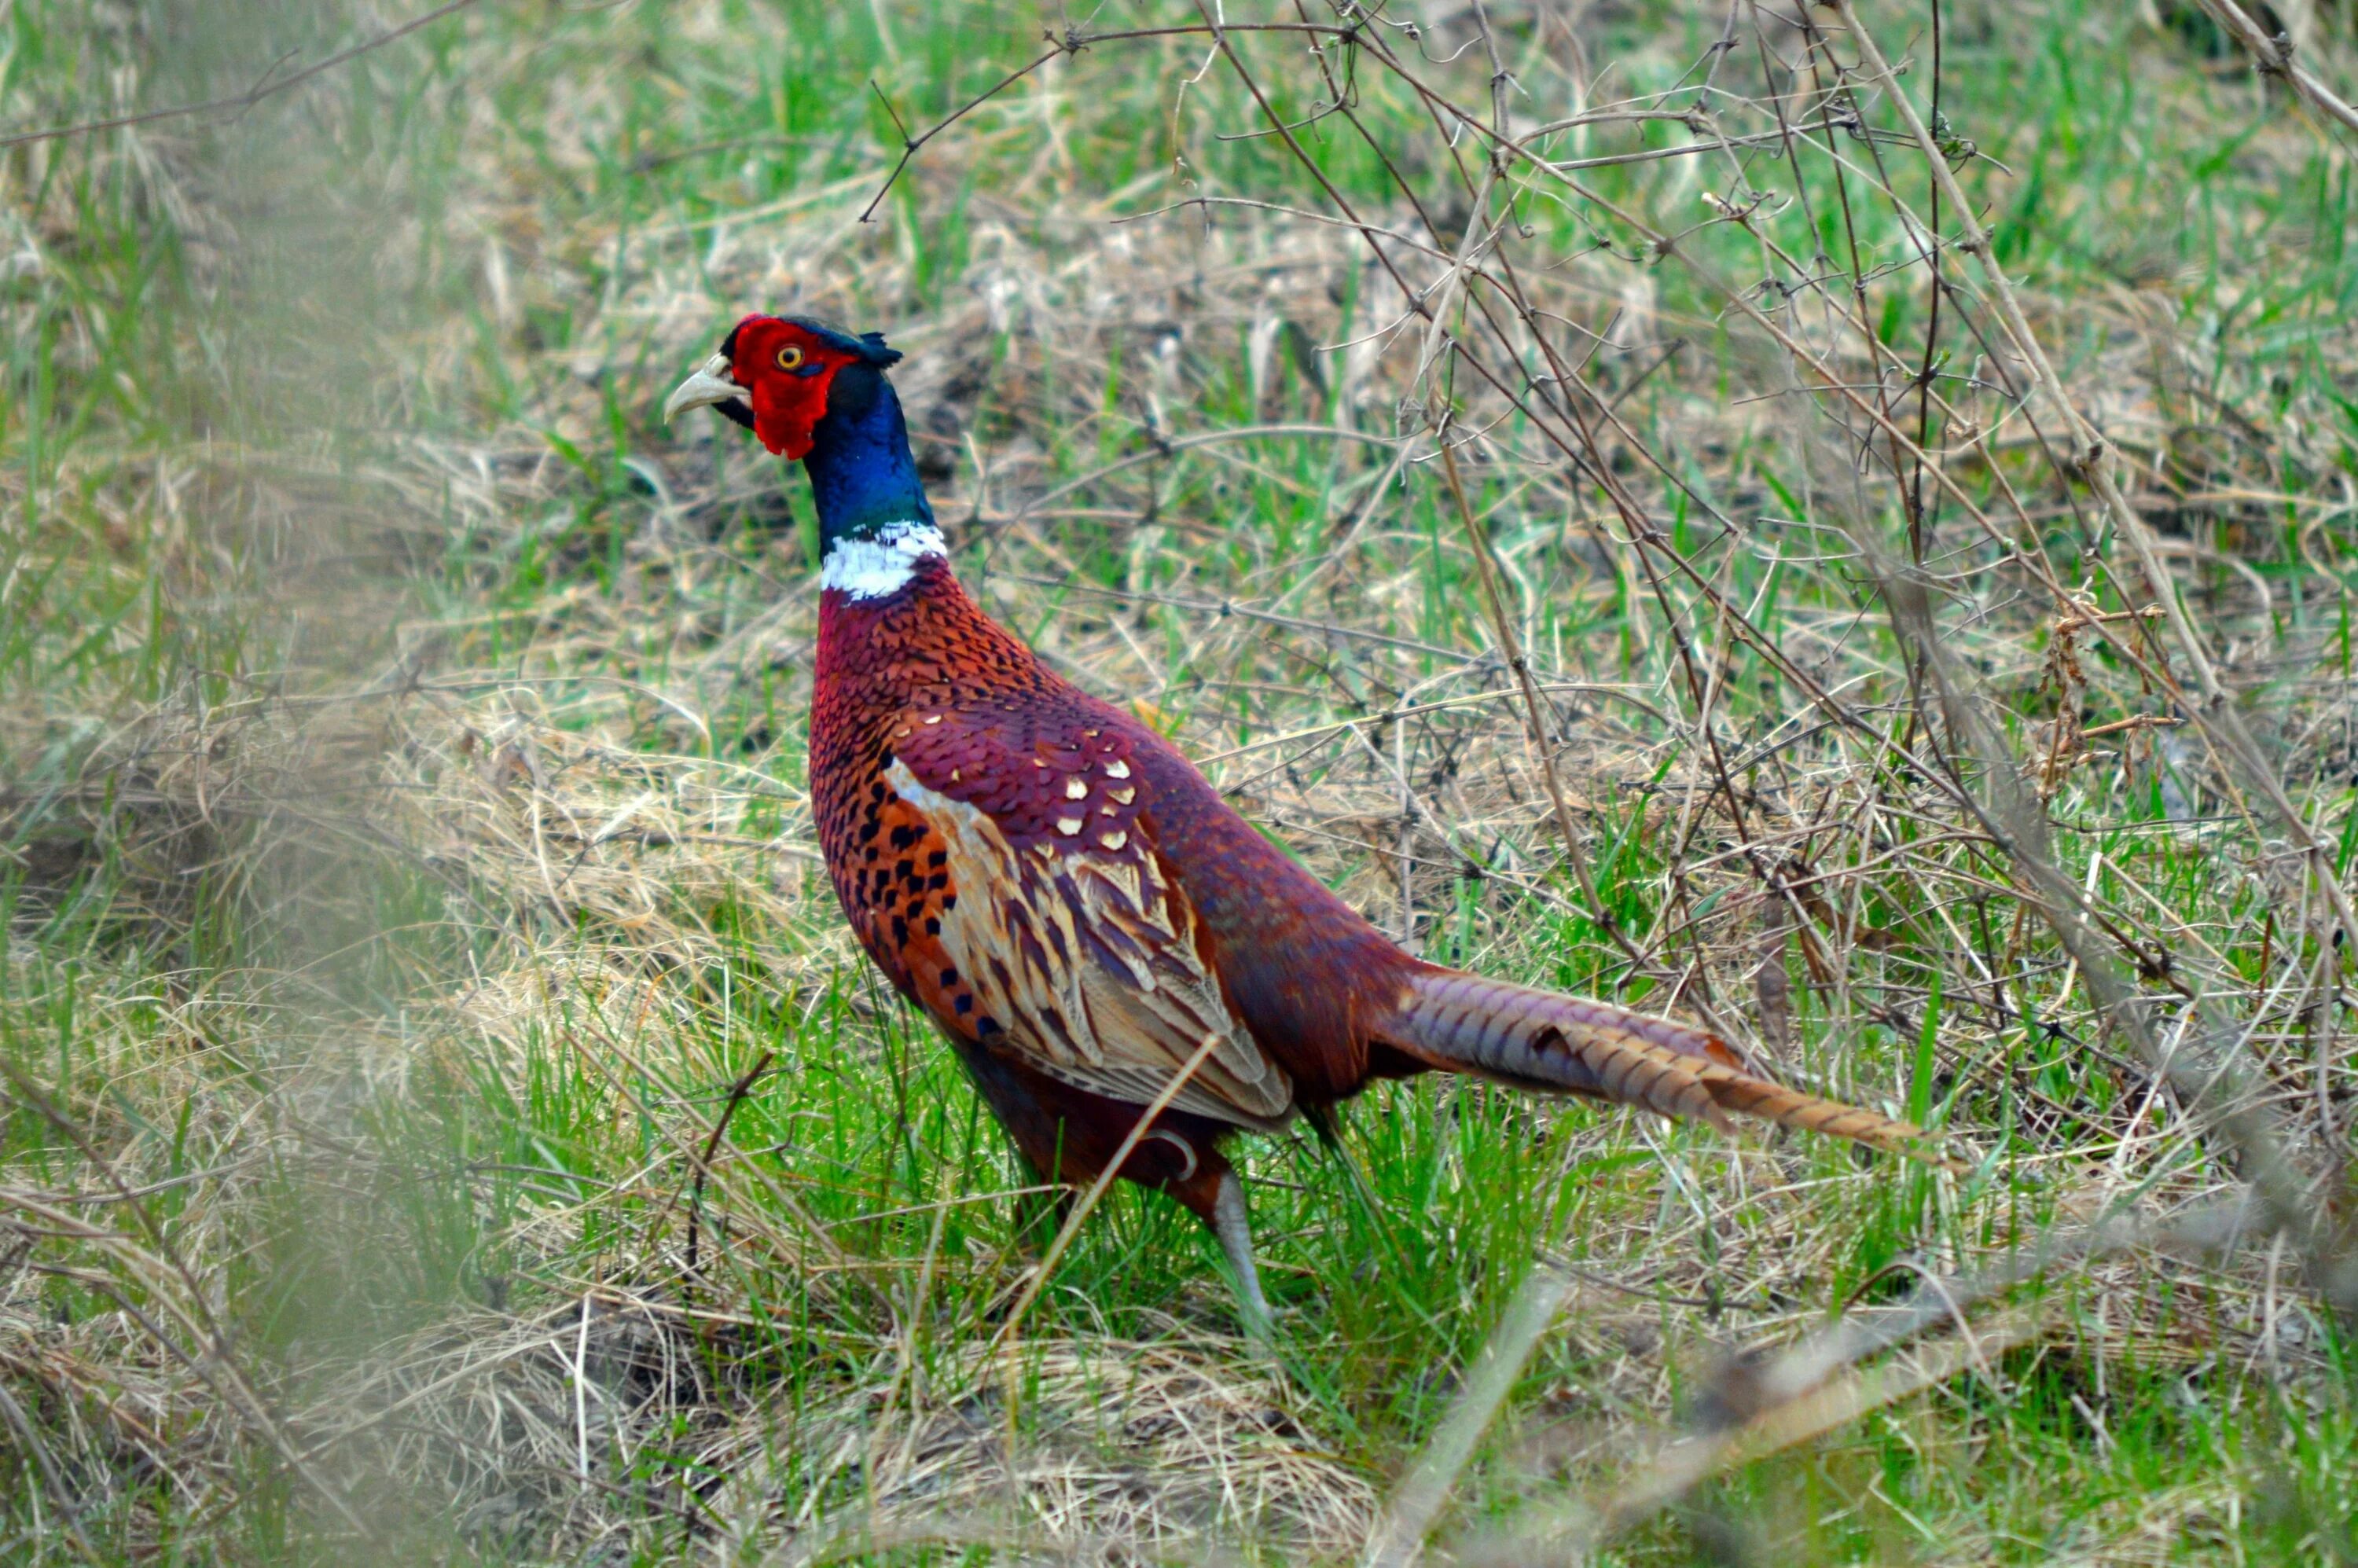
[663,313,902,459]
[665,314,938,597]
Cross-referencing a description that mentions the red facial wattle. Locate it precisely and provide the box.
[750,373,829,459]
[728,319,849,460]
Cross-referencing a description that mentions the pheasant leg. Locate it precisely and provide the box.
[1212,1170,1273,1339]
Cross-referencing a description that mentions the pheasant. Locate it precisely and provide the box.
[664,314,1932,1331]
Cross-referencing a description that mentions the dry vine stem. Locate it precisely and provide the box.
[2187,0,2358,137]
[15,1,2356,1556]
[1359,1261,1577,1568]
[1172,0,2355,1533]
[1833,0,2358,958]
[1440,427,1636,964]
[1173,0,2270,1060]
[1875,556,2358,1327]
[1187,5,1840,1019]
[1456,1195,2272,1560]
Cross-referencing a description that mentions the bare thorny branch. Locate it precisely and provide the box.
[2186,0,2358,138]
[13,0,2355,1554]
[859,0,2354,1205]
[866,2,2357,1556]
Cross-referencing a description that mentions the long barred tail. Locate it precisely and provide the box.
[1378,967,1938,1161]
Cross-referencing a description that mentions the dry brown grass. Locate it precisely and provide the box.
[7,0,2358,1562]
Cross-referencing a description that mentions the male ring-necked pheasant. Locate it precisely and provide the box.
[665,315,1930,1331]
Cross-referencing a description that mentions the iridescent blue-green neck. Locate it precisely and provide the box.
[802,362,935,547]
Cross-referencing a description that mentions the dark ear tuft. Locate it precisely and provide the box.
[780,314,902,369]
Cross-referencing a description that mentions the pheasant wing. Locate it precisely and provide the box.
[873,705,1293,1130]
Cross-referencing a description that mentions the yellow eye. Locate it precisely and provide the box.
[775,344,805,371]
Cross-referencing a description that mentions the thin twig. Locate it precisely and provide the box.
[858,20,1361,222]
[1831,0,2358,959]
[2187,0,2358,138]
[0,0,491,152]
[1440,430,1644,964]
[679,1050,777,1285]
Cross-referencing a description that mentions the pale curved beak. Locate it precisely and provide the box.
[663,352,747,424]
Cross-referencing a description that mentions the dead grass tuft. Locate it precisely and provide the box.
[7,0,2358,1560]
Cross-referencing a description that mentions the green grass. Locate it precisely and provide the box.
[5,0,2358,1562]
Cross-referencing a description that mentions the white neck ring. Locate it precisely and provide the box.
[820,520,946,600]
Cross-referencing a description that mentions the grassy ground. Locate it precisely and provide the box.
[6,0,2358,1561]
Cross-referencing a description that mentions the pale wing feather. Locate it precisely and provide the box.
[886,761,1293,1129]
